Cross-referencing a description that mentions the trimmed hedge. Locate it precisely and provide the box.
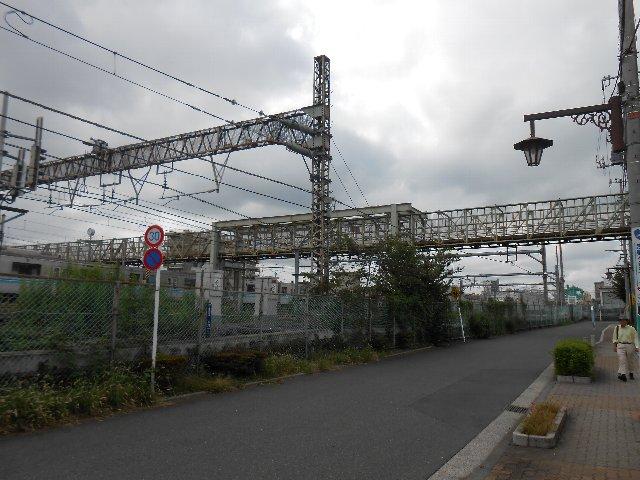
[136,354,189,394]
[553,339,594,377]
[201,350,267,377]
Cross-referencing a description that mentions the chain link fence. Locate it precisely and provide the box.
[0,274,589,388]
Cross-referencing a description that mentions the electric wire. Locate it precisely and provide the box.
[0,25,231,124]
[0,114,294,221]
[0,93,312,195]
[0,6,369,205]
[331,139,369,207]
[0,1,263,117]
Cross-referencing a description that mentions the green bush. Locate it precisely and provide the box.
[137,354,189,394]
[201,350,267,377]
[553,339,594,377]
[505,319,516,334]
[468,312,491,339]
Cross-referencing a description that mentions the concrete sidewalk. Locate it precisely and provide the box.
[482,326,640,479]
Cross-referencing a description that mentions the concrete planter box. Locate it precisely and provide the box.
[556,375,592,384]
[512,407,567,448]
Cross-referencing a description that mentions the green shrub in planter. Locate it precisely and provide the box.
[201,350,267,377]
[553,339,594,377]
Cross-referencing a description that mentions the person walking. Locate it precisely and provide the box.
[613,315,639,382]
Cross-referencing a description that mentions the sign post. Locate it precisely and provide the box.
[143,225,165,393]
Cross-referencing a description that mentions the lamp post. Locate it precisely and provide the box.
[515,0,638,330]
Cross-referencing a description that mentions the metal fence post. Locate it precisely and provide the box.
[367,296,372,343]
[196,294,204,372]
[340,297,344,338]
[258,291,264,344]
[305,292,310,359]
[110,279,121,365]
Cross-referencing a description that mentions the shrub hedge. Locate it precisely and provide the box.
[553,339,594,377]
[201,350,267,377]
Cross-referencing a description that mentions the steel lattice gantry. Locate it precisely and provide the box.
[13,193,630,264]
[0,55,333,283]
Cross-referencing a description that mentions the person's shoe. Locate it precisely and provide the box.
[619,374,628,382]
[630,373,635,380]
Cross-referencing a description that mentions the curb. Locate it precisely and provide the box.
[429,323,611,480]
[428,363,556,480]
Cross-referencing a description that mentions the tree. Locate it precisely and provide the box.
[325,238,456,346]
[611,268,628,303]
[371,239,456,345]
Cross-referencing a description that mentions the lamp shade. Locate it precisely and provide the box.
[514,136,553,166]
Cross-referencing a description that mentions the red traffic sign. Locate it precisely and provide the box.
[144,224,164,247]
[143,248,164,271]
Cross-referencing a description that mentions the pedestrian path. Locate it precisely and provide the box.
[483,326,640,479]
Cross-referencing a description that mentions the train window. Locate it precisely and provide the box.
[246,284,255,292]
[12,262,41,276]
[53,267,61,277]
[129,273,141,283]
[184,278,196,288]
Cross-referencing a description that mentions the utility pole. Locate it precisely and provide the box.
[0,93,7,178]
[621,0,640,330]
[558,243,565,305]
[541,245,549,304]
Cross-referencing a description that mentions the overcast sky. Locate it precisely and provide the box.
[0,0,633,293]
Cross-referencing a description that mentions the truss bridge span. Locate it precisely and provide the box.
[13,193,629,264]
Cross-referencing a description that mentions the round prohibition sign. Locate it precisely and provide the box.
[144,224,165,247]
[143,248,164,271]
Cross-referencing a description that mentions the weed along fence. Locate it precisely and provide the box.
[0,275,392,382]
[0,274,587,387]
[448,299,591,341]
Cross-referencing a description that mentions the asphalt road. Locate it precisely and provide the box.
[1,321,603,480]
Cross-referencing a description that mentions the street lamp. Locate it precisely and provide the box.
[515,96,624,168]
[514,121,553,167]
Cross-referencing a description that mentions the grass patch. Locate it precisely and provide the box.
[0,367,154,434]
[1,346,384,434]
[175,375,238,394]
[262,347,381,378]
[521,401,560,436]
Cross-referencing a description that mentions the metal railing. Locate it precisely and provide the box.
[13,194,629,263]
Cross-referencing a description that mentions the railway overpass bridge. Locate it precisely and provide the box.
[12,192,630,264]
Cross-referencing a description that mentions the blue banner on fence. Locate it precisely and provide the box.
[205,302,212,338]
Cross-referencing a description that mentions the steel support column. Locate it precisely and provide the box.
[311,55,331,286]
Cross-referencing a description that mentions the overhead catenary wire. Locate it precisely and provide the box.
[0,93,312,195]
[331,139,369,207]
[0,6,370,206]
[0,113,304,221]
[5,141,219,225]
